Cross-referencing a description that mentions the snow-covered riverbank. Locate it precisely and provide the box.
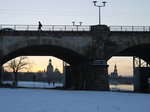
[0,88,149,112]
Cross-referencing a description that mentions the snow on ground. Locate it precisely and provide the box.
[18,81,63,88]
[3,81,63,88]
[0,87,150,112]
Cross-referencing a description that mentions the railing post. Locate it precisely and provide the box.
[0,25,2,29]
[132,26,134,31]
[26,25,29,31]
[143,26,145,31]
[14,25,16,31]
[77,26,78,31]
[120,26,122,31]
[52,25,54,31]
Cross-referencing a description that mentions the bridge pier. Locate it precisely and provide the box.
[134,67,150,93]
[85,60,109,91]
[0,66,4,85]
[72,63,88,90]
[71,60,109,91]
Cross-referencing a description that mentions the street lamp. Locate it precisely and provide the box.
[93,1,106,25]
[72,21,82,26]
[72,21,82,31]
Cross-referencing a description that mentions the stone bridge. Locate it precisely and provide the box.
[1,25,150,91]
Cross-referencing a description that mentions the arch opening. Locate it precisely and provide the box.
[117,43,150,64]
[0,45,88,66]
[1,45,89,89]
[107,43,150,93]
[108,56,133,91]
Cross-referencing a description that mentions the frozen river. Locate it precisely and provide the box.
[110,84,133,91]
[4,81,133,91]
[0,87,149,112]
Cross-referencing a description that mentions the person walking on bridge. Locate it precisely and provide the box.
[38,21,42,31]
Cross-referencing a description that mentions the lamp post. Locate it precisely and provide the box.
[72,21,82,31]
[93,1,106,25]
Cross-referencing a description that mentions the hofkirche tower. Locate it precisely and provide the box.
[110,64,118,77]
[114,64,118,76]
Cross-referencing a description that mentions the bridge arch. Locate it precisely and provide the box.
[115,43,150,64]
[1,44,90,90]
[0,44,88,66]
[108,43,150,93]
[0,37,89,65]
[106,31,150,63]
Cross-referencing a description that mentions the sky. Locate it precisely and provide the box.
[1,0,150,75]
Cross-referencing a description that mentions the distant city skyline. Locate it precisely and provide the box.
[3,56,133,76]
[27,56,64,73]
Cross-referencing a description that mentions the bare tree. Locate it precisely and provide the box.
[4,56,32,85]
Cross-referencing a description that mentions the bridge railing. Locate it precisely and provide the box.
[109,26,150,32]
[1,24,150,32]
[0,24,90,31]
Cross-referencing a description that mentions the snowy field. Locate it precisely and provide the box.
[18,81,63,88]
[3,81,63,88]
[0,88,150,112]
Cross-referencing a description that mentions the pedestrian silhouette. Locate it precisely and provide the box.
[48,80,51,85]
[53,82,55,86]
[38,21,42,31]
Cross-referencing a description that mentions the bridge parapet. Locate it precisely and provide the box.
[90,25,110,32]
[1,24,150,32]
[110,26,150,32]
[0,24,90,31]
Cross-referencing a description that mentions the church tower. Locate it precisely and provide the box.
[110,64,118,77]
[47,59,53,75]
[114,64,118,76]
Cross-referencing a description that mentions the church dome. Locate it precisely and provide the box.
[54,68,60,73]
[47,59,53,73]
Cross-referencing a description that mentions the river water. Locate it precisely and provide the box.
[4,81,134,91]
[110,84,133,91]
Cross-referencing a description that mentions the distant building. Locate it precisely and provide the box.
[47,59,53,75]
[3,59,64,83]
[109,64,133,84]
[54,68,60,75]
[110,64,118,78]
[46,59,64,83]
